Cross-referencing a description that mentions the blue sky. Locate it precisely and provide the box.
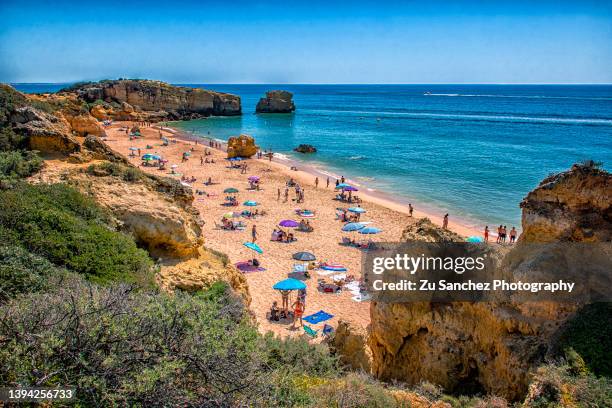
[1,0,611,84]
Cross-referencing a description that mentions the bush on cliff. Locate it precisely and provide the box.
[0,182,153,286]
[0,279,340,406]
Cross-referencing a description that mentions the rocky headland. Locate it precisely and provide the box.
[62,79,241,121]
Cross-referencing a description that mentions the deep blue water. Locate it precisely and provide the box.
[13,83,612,230]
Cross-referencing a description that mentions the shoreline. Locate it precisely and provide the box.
[162,124,485,239]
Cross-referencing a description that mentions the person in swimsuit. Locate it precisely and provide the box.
[408,203,413,217]
[442,214,449,229]
[509,226,517,243]
[484,226,489,242]
[292,298,305,328]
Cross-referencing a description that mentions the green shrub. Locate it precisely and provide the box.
[0,150,43,184]
[0,245,69,302]
[0,182,153,286]
[555,303,612,377]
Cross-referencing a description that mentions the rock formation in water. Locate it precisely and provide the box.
[354,164,611,401]
[64,79,242,121]
[227,134,259,158]
[294,144,317,153]
[255,90,295,113]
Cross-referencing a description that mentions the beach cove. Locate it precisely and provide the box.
[103,122,483,336]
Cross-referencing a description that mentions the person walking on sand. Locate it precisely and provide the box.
[484,226,489,242]
[408,203,413,217]
[251,225,257,243]
[315,177,319,188]
[326,177,330,188]
[277,187,281,201]
[442,214,449,229]
[509,226,517,243]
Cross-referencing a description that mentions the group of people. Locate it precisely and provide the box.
[271,229,296,242]
[483,225,517,243]
[298,219,314,232]
[269,290,306,329]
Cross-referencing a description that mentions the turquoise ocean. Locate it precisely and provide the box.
[15,84,612,230]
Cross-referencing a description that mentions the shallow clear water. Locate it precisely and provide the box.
[15,83,612,230]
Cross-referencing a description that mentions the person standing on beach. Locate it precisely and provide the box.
[326,177,330,188]
[509,227,517,243]
[315,177,319,188]
[408,203,413,217]
[341,176,345,184]
[443,214,449,229]
[335,179,339,187]
[200,156,203,165]
[277,188,281,201]
[484,226,489,242]
[496,225,503,243]
[502,226,508,243]
[284,187,289,202]
[251,225,257,243]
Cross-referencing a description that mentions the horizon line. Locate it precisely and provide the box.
[8,81,612,86]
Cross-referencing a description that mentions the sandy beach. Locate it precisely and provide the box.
[103,122,483,337]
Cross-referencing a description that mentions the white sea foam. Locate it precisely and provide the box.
[349,155,366,160]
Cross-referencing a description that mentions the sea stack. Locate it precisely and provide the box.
[255,90,296,113]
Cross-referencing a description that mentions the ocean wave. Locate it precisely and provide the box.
[425,93,612,101]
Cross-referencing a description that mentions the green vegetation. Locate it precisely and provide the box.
[0,182,153,286]
[555,302,612,377]
[86,161,143,182]
[0,279,341,406]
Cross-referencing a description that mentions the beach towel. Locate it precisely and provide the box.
[235,262,266,273]
[303,325,318,338]
[317,269,339,276]
[303,310,334,325]
[320,263,347,272]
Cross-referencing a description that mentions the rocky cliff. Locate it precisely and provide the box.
[255,90,295,113]
[65,79,241,120]
[364,164,611,401]
[520,162,611,243]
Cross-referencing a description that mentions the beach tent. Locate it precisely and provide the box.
[292,251,316,261]
[342,222,365,232]
[273,278,306,291]
[224,187,239,194]
[243,242,263,254]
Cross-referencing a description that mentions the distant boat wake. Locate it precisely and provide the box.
[425,93,612,101]
[308,109,612,126]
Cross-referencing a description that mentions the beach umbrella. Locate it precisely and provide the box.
[292,251,316,261]
[342,222,365,232]
[243,242,263,254]
[222,211,240,219]
[320,263,347,272]
[142,154,161,160]
[466,236,484,243]
[335,183,352,189]
[297,210,316,218]
[343,186,359,192]
[348,207,366,214]
[279,219,299,228]
[129,147,139,151]
[224,187,239,194]
[359,227,382,234]
[273,278,306,291]
[228,157,243,162]
[243,200,258,206]
[171,164,178,169]
[248,176,260,182]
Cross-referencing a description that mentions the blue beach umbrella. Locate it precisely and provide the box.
[348,207,366,214]
[243,200,258,206]
[359,227,382,234]
[243,242,263,254]
[141,154,161,160]
[342,222,365,232]
[273,278,307,291]
[228,157,243,162]
[335,183,352,189]
[466,236,484,243]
